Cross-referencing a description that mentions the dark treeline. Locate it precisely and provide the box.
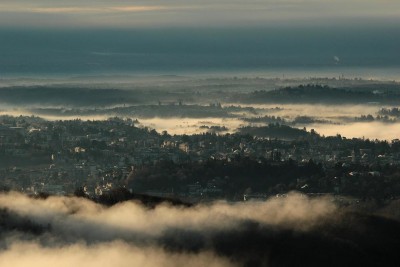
[127,157,400,202]
[73,186,191,207]
[2,82,400,109]
[379,107,400,117]
[239,124,312,139]
[0,87,139,106]
[30,104,233,119]
[231,84,400,104]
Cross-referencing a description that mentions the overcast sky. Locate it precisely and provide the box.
[0,0,399,28]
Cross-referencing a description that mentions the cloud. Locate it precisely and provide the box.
[0,192,336,239]
[0,0,399,28]
[0,192,400,266]
[334,56,340,63]
[110,6,168,12]
[308,121,400,141]
[0,242,233,267]
[0,5,168,14]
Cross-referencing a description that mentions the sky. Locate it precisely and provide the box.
[0,0,399,28]
[0,1,399,77]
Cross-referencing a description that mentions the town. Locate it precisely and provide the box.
[1,115,400,203]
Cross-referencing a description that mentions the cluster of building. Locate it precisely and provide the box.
[1,116,400,199]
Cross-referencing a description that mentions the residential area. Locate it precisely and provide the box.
[1,115,400,203]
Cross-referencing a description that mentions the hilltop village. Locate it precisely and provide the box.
[1,115,400,203]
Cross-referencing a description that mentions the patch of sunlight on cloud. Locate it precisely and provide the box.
[308,122,400,141]
[5,6,168,14]
[110,6,168,12]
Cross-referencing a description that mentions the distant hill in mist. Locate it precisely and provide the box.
[1,82,400,108]
[231,84,400,105]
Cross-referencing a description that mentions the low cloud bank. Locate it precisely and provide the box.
[308,121,400,140]
[0,192,399,266]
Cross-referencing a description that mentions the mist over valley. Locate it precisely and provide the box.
[1,0,400,265]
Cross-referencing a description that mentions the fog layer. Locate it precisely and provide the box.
[0,192,400,266]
